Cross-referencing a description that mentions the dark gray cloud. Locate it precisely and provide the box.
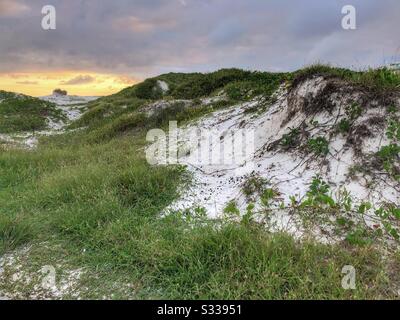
[0,0,399,78]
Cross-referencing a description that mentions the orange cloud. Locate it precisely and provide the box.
[0,0,29,17]
[60,75,96,85]
[113,16,176,33]
[16,80,38,85]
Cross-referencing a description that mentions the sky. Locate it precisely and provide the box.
[0,0,399,96]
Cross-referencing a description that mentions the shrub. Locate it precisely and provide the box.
[281,128,300,148]
[307,137,329,156]
[376,144,400,180]
[292,64,400,95]
[387,119,400,141]
[346,103,362,121]
[242,175,269,200]
[338,119,351,134]
[224,200,240,216]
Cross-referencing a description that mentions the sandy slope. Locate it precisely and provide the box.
[146,76,399,240]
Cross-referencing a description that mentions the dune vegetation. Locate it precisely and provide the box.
[1,66,400,299]
[0,91,64,134]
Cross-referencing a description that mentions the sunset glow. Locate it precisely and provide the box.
[0,71,138,97]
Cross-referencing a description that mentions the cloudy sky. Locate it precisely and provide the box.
[0,0,399,96]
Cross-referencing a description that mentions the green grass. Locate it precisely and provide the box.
[0,91,65,133]
[78,64,400,137]
[307,137,330,156]
[1,66,400,299]
[71,98,235,144]
[292,63,400,95]
[73,69,288,131]
[0,90,17,100]
[76,65,400,133]
[69,96,146,130]
[169,68,287,100]
[0,127,396,299]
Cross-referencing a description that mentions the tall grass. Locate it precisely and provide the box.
[292,63,400,94]
[0,132,394,299]
[1,66,399,299]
